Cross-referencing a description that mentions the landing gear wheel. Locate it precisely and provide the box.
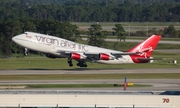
[68,59,73,67]
[77,61,87,67]
[84,64,87,67]
[69,64,73,67]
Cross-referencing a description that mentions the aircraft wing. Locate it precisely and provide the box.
[85,52,140,60]
[57,50,139,60]
[57,50,139,55]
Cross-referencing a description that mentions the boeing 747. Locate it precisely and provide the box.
[12,32,161,67]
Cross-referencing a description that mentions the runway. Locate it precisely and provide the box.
[0,69,180,91]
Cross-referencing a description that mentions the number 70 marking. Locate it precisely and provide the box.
[162,98,170,103]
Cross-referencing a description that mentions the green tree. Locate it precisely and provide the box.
[0,20,22,55]
[163,25,178,38]
[56,22,81,41]
[20,18,36,32]
[37,19,59,35]
[56,6,66,21]
[113,24,126,41]
[88,24,106,47]
[37,20,80,41]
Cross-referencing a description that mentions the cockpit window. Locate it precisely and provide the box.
[22,32,28,36]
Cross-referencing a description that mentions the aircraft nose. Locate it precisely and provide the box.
[12,35,21,43]
[12,36,17,42]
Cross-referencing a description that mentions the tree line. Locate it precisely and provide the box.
[0,18,178,56]
[1,0,180,22]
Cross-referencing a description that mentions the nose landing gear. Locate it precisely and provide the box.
[24,48,28,56]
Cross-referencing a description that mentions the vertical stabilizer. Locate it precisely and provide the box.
[128,35,161,63]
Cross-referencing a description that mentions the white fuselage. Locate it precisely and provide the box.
[12,32,134,64]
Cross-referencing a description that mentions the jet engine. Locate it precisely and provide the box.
[70,52,87,60]
[99,53,115,60]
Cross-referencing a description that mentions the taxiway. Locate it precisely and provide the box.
[0,69,179,91]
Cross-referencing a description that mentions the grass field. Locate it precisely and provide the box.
[0,73,180,80]
[0,84,152,89]
[27,84,151,88]
[0,52,180,70]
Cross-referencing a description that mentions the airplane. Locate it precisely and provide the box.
[12,32,161,67]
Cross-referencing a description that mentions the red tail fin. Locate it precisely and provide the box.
[128,35,161,63]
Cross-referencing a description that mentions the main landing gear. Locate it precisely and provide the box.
[77,61,87,67]
[68,59,73,67]
[67,59,87,67]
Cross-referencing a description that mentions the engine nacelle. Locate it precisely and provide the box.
[70,52,87,60]
[46,53,57,59]
[99,53,115,60]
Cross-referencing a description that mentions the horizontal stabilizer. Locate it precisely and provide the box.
[111,52,140,55]
[136,58,162,60]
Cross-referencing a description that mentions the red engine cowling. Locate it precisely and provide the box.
[99,53,114,60]
[70,52,86,60]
